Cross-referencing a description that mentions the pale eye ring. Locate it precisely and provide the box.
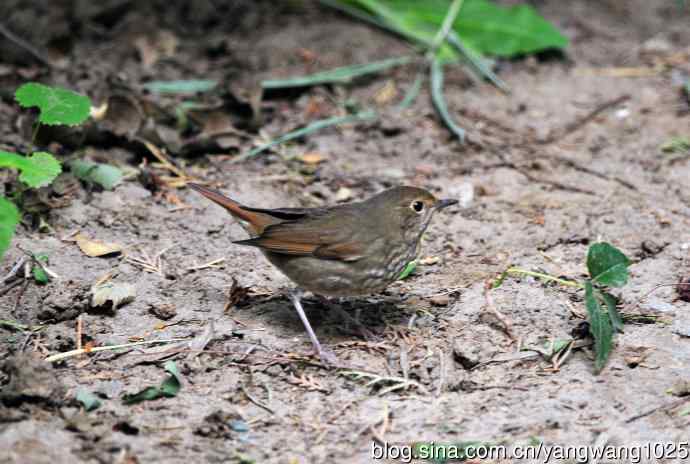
[411,200,425,213]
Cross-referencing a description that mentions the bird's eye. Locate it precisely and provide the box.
[411,200,425,213]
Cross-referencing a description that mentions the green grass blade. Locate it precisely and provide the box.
[261,56,412,89]
[447,32,508,92]
[428,0,464,54]
[234,110,377,162]
[142,80,218,94]
[430,58,465,142]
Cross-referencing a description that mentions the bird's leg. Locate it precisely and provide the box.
[288,289,338,365]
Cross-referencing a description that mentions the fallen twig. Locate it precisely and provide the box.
[342,370,430,396]
[483,279,515,340]
[539,94,631,145]
[624,399,688,424]
[44,338,189,363]
[241,385,275,415]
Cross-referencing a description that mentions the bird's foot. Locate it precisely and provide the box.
[315,346,340,367]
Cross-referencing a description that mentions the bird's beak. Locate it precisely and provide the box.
[435,198,459,210]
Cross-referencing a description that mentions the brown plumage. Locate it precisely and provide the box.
[188,183,457,364]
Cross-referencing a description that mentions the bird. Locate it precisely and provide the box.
[188,183,457,364]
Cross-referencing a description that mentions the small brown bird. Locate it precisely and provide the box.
[189,184,457,363]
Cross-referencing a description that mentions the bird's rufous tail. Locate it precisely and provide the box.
[187,183,272,234]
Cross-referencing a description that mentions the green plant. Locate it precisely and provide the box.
[0,83,91,261]
[122,361,182,404]
[496,242,631,373]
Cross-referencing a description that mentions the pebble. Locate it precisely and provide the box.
[335,187,353,202]
[430,294,450,306]
[448,182,474,208]
[452,340,481,369]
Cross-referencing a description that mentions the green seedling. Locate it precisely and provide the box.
[68,159,124,190]
[142,79,218,94]
[122,361,182,404]
[398,259,418,280]
[31,253,50,285]
[1,83,92,261]
[498,242,631,373]
[16,82,90,127]
[76,389,102,412]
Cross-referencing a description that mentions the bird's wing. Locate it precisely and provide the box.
[233,209,365,262]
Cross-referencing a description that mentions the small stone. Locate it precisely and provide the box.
[447,183,474,208]
[335,187,353,202]
[641,297,675,313]
[640,36,672,55]
[452,340,480,369]
[149,303,177,321]
[380,167,405,179]
[419,256,440,266]
[667,380,690,397]
[430,294,450,306]
[641,240,665,256]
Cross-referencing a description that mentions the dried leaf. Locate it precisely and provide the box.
[224,277,250,312]
[75,233,123,257]
[91,281,136,309]
[299,152,327,165]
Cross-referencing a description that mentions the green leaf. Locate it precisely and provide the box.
[15,82,91,126]
[161,360,182,396]
[586,242,631,288]
[454,0,568,56]
[0,197,20,261]
[76,389,102,412]
[142,80,218,94]
[235,110,377,162]
[262,56,411,89]
[68,159,123,190]
[398,260,417,280]
[585,281,613,373]
[332,0,567,57]
[122,361,181,405]
[598,289,624,333]
[0,151,62,188]
[32,253,50,285]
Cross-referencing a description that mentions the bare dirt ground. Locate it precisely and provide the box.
[1,1,690,463]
